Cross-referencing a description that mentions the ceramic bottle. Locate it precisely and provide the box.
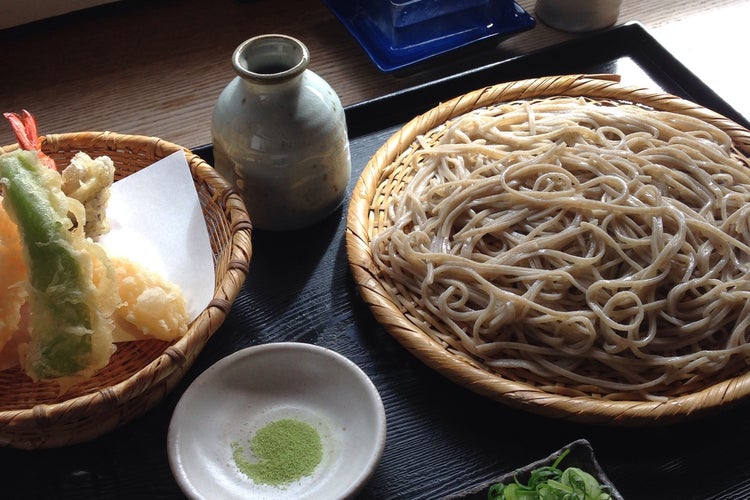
[211,34,351,231]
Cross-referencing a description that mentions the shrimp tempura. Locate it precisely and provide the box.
[0,200,27,354]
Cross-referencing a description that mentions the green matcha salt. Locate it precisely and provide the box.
[232,418,323,486]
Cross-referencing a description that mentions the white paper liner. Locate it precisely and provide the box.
[98,150,215,325]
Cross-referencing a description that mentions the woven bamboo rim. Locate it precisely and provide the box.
[346,74,750,425]
[0,131,253,448]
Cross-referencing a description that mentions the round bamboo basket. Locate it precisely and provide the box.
[0,131,253,448]
[346,74,750,426]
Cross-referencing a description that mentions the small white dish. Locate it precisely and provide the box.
[167,342,387,499]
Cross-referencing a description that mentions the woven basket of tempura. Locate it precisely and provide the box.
[0,131,252,449]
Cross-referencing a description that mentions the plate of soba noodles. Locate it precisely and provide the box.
[346,74,750,425]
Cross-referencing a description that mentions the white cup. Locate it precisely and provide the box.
[535,0,623,32]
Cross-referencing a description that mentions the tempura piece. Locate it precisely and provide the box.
[0,201,27,354]
[61,151,115,238]
[0,308,28,371]
[0,150,118,381]
[111,256,189,342]
[1,110,193,383]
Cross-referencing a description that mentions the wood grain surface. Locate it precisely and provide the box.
[0,0,745,149]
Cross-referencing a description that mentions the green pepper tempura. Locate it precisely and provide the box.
[0,150,118,381]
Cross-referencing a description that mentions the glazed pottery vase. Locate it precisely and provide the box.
[211,34,351,231]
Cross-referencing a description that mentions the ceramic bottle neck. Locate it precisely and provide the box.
[238,72,305,96]
[232,34,310,89]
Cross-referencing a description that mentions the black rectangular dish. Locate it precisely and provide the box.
[3,21,750,500]
[447,440,624,500]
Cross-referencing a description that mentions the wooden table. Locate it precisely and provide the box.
[0,0,747,149]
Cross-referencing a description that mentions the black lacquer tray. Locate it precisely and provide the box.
[3,22,750,500]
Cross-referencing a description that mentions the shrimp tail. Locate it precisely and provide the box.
[3,110,57,171]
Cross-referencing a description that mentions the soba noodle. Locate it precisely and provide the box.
[371,97,750,400]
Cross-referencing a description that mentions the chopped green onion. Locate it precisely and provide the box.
[487,448,612,500]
